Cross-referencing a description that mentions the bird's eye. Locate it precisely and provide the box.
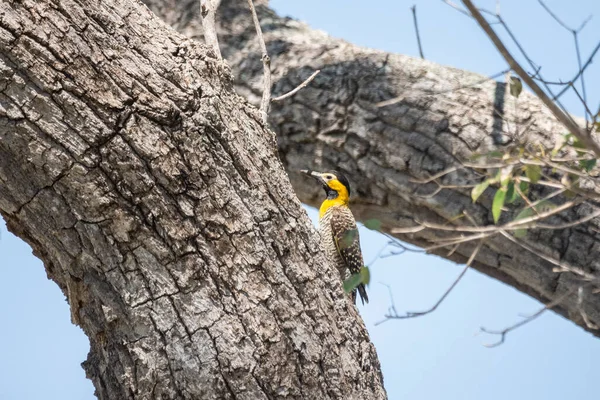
[325,174,334,180]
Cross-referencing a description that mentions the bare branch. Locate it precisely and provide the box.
[576,14,594,33]
[481,286,578,347]
[376,240,484,324]
[199,0,222,60]
[411,5,425,59]
[272,70,321,102]
[538,0,575,32]
[424,233,494,252]
[247,0,271,124]
[554,41,600,102]
[460,0,600,158]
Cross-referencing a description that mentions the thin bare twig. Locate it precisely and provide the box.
[411,5,425,59]
[554,41,600,102]
[578,286,599,330]
[460,0,600,158]
[377,69,508,108]
[481,285,579,347]
[424,233,494,252]
[537,0,593,121]
[537,0,592,34]
[376,240,484,324]
[247,0,271,124]
[199,0,222,60]
[392,199,581,235]
[442,0,471,17]
[377,283,399,325]
[272,70,321,102]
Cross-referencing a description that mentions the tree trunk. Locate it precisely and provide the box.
[143,0,600,336]
[0,0,386,398]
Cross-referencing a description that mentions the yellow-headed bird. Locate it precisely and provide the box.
[302,169,368,304]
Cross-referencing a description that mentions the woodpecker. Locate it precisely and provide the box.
[301,169,368,304]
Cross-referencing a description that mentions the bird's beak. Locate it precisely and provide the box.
[300,169,326,185]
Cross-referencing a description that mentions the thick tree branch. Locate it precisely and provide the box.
[0,0,386,398]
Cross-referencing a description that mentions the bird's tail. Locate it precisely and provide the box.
[356,283,369,305]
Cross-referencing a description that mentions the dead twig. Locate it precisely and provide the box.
[376,240,483,324]
[411,5,425,59]
[481,285,580,347]
[247,0,271,124]
[377,69,508,108]
[272,70,321,102]
[538,0,593,121]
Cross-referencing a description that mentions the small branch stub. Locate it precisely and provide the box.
[272,70,321,102]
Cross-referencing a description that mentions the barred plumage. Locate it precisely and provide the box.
[301,168,369,304]
[320,205,368,304]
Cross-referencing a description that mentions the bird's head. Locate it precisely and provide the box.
[301,169,351,202]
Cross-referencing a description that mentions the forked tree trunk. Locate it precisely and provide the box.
[0,0,385,398]
[142,0,600,337]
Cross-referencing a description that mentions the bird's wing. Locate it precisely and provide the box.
[330,207,368,304]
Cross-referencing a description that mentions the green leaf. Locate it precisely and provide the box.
[572,137,586,150]
[579,158,597,172]
[519,181,529,197]
[525,165,542,184]
[564,189,577,199]
[339,229,358,249]
[492,188,506,223]
[513,207,534,238]
[535,200,557,214]
[506,182,519,204]
[360,266,371,286]
[512,200,556,238]
[509,76,523,98]
[364,219,382,231]
[343,267,371,293]
[471,180,490,203]
[343,273,362,293]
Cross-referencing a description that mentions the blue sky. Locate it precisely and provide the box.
[1,1,599,399]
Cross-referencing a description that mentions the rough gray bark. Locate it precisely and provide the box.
[0,0,386,399]
[143,0,600,336]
